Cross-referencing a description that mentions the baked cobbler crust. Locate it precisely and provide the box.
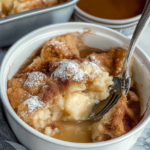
[0,1,5,17]
[7,33,140,142]
[87,48,134,77]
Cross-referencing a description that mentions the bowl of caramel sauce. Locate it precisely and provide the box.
[74,0,147,35]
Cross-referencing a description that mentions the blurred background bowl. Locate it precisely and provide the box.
[73,1,147,36]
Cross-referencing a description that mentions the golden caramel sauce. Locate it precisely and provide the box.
[77,0,146,19]
[53,121,97,143]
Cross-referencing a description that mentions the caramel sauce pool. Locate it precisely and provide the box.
[77,0,146,19]
[53,121,96,143]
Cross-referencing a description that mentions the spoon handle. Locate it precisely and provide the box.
[121,0,150,78]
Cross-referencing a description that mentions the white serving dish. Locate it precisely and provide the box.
[0,22,150,150]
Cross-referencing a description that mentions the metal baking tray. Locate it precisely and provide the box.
[0,0,78,47]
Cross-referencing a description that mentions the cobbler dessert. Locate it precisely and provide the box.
[7,33,141,143]
[0,0,68,17]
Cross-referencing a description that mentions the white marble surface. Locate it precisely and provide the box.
[130,25,150,150]
[131,121,150,150]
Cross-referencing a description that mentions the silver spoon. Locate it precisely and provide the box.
[87,0,150,120]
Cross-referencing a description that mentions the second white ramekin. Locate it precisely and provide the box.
[73,5,143,36]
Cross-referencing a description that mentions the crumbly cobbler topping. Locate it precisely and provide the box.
[7,33,140,142]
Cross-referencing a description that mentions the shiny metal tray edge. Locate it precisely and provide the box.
[0,0,78,47]
[0,0,78,25]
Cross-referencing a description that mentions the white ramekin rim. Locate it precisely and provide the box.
[1,22,150,148]
[74,6,141,25]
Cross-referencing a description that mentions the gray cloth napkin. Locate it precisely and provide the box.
[0,49,28,150]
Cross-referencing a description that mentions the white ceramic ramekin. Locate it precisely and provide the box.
[0,23,150,150]
[73,5,143,36]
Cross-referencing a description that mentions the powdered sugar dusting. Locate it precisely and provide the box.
[19,78,24,82]
[51,60,88,82]
[21,111,27,116]
[42,85,49,88]
[23,96,45,113]
[90,55,100,65]
[82,61,98,67]
[89,55,106,71]
[24,72,47,88]
[48,40,67,50]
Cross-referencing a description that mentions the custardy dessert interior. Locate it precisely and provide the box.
[7,33,141,143]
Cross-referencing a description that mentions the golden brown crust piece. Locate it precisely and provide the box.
[0,12,5,17]
[8,77,25,89]
[1,0,14,14]
[91,94,139,142]
[7,88,31,109]
[25,57,50,74]
[41,33,79,60]
[0,1,6,17]
[38,78,68,103]
[88,48,129,76]
[23,71,48,95]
